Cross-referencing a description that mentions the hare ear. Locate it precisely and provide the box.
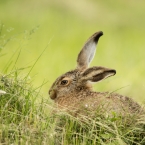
[80,66,116,83]
[77,31,103,71]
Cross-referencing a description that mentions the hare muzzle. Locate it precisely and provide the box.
[49,89,57,100]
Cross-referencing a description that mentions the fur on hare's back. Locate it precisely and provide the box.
[49,31,144,116]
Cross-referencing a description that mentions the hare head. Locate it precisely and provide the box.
[49,31,116,103]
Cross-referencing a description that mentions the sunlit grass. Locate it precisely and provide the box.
[0,71,52,144]
[0,71,145,144]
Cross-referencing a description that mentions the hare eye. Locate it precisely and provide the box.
[60,80,68,85]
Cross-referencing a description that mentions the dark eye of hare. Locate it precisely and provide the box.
[60,80,68,85]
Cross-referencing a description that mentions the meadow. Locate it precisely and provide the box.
[0,0,145,144]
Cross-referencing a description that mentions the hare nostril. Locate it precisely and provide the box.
[48,90,51,95]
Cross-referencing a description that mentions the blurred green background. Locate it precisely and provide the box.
[0,0,145,102]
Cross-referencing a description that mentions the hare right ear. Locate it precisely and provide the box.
[77,31,103,71]
[80,66,116,83]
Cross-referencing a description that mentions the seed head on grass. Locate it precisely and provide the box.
[0,90,6,95]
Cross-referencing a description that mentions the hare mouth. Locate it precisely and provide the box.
[49,90,57,100]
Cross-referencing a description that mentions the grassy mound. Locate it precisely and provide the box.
[53,109,145,145]
[0,72,51,144]
[0,72,145,145]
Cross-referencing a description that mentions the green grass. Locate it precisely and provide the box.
[0,71,53,144]
[0,72,145,144]
[0,0,145,144]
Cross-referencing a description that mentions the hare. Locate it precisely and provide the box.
[49,31,144,116]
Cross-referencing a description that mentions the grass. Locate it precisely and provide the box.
[0,71,52,144]
[0,72,145,144]
[0,0,145,144]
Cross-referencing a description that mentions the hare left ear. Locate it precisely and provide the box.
[80,66,116,83]
[77,31,103,71]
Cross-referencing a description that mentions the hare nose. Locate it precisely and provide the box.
[49,89,57,100]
